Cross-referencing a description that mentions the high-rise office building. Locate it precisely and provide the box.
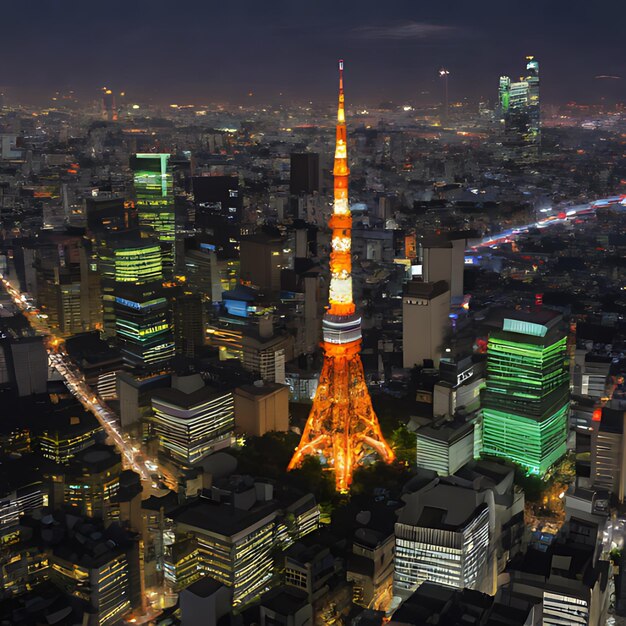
[0,453,51,532]
[239,232,286,293]
[12,237,38,297]
[234,381,290,436]
[35,233,102,337]
[64,444,122,520]
[290,153,320,196]
[394,481,492,599]
[117,370,171,431]
[64,331,125,400]
[101,239,174,371]
[498,57,540,158]
[85,196,135,240]
[481,311,569,476]
[402,280,450,368]
[192,175,242,225]
[0,335,48,396]
[98,235,163,339]
[503,519,610,626]
[591,403,626,502]
[37,404,102,464]
[151,374,234,464]
[50,528,137,626]
[169,491,319,607]
[171,499,279,606]
[131,153,176,275]
[242,316,295,384]
[184,244,223,302]
[421,234,467,303]
[101,88,118,122]
[173,293,205,358]
[415,419,475,476]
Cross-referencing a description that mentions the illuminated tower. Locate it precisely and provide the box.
[288,61,395,491]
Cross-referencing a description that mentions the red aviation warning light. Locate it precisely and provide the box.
[287,61,395,492]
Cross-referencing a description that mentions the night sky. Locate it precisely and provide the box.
[3,0,625,105]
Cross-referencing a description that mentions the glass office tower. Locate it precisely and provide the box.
[101,239,174,371]
[482,313,569,475]
[524,56,540,145]
[131,153,175,275]
[498,57,540,159]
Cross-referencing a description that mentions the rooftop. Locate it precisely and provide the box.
[71,444,120,473]
[397,480,487,531]
[416,418,474,444]
[151,382,231,410]
[235,381,288,398]
[403,279,449,299]
[170,496,279,537]
[185,576,226,599]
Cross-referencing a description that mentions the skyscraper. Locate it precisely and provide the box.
[290,153,320,196]
[35,233,102,337]
[131,153,176,275]
[239,232,286,293]
[498,57,541,159]
[402,279,450,368]
[287,61,394,492]
[85,196,135,240]
[101,88,118,122]
[172,293,205,358]
[192,175,242,224]
[481,311,569,475]
[106,240,174,371]
[525,56,540,144]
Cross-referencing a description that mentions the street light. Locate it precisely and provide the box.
[439,68,450,122]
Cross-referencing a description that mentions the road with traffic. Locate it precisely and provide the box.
[0,274,154,482]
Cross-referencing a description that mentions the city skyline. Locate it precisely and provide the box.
[0,5,625,624]
[1,0,625,105]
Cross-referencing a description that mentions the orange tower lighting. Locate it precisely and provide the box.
[287,60,395,492]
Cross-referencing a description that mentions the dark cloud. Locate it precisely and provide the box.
[351,21,457,41]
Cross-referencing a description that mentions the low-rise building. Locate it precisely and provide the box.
[234,380,290,436]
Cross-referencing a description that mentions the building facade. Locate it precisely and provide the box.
[481,312,569,476]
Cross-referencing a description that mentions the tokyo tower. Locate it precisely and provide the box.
[287,61,395,492]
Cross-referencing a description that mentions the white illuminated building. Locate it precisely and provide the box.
[394,480,493,600]
[151,374,234,464]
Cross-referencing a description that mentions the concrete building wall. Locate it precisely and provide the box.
[180,582,232,626]
[234,384,290,436]
[240,238,283,293]
[10,338,47,396]
[402,288,450,368]
[423,240,465,302]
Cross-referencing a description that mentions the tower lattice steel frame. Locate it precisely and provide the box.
[287,61,395,491]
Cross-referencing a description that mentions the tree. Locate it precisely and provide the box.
[351,461,414,499]
[391,424,416,465]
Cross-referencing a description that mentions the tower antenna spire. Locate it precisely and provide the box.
[339,59,344,92]
[287,61,394,492]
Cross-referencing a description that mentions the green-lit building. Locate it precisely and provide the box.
[481,311,569,475]
[98,234,174,371]
[131,153,175,275]
[498,56,540,160]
